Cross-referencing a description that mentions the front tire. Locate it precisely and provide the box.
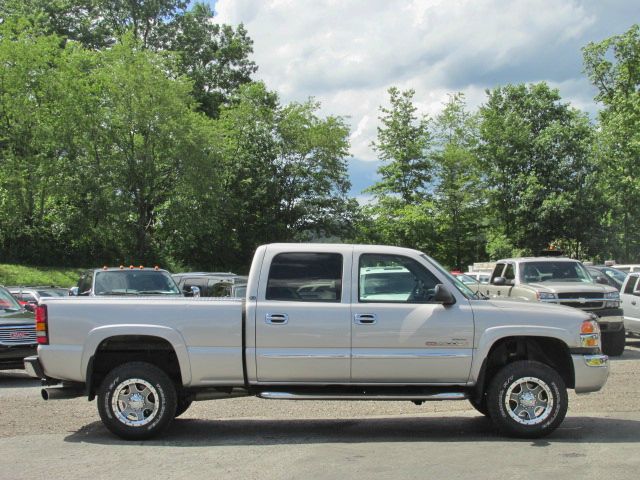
[486,360,567,438]
[601,328,626,357]
[97,362,177,440]
[469,394,489,416]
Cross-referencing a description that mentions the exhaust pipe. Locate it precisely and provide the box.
[41,387,84,401]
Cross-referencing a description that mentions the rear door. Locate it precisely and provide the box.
[621,274,640,334]
[254,246,353,383]
[350,251,474,383]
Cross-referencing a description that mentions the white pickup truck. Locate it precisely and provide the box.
[25,244,609,440]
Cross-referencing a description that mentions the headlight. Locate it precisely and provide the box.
[537,292,557,301]
[604,291,620,308]
[580,319,601,348]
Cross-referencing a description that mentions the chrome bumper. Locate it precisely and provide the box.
[572,354,609,393]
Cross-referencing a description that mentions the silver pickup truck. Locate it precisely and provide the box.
[25,244,609,440]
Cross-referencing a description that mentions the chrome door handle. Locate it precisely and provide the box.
[632,301,637,306]
[265,313,288,324]
[354,313,377,325]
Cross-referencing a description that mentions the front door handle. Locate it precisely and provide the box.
[265,313,288,324]
[354,313,377,325]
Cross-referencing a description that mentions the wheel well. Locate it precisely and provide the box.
[88,335,182,400]
[476,336,574,398]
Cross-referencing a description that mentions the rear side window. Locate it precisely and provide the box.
[266,253,343,302]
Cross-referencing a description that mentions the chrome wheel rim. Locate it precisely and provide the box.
[504,376,554,425]
[111,378,159,427]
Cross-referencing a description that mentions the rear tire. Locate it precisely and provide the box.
[486,360,567,438]
[601,328,626,357]
[97,362,177,440]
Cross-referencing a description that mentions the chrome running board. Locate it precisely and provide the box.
[257,391,467,401]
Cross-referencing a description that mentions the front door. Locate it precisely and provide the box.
[351,252,474,383]
[255,249,353,383]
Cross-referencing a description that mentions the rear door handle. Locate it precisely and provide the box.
[354,313,377,325]
[265,313,288,324]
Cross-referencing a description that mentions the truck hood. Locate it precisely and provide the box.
[484,298,591,320]
[524,282,614,294]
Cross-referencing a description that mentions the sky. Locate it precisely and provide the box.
[210,0,639,198]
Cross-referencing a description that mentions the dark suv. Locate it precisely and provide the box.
[0,286,36,370]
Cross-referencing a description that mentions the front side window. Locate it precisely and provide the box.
[359,254,441,303]
[504,264,515,283]
[491,263,506,283]
[266,253,343,302]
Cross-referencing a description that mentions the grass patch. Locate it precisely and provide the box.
[0,264,85,288]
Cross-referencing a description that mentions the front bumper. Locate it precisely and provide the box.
[0,344,38,369]
[592,308,625,332]
[572,354,609,393]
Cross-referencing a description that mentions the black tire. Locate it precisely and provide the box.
[486,360,567,438]
[601,328,626,357]
[469,395,489,416]
[97,362,177,440]
[174,395,193,418]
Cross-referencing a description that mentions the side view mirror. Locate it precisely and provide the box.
[23,303,36,312]
[69,286,79,296]
[492,276,506,286]
[433,284,456,305]
[595,276,609,285]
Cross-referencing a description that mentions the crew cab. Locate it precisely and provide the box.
[25,244,609,440]
[483,257,625,356]
[620,273,640,336]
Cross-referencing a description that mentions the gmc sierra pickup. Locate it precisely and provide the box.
[25,244,609,440]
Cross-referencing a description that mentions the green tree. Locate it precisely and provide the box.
[478,83,599,258]
[360,88,436,251]
[163,82,356,270]
[583,24,640,261]
[430,94,486,269]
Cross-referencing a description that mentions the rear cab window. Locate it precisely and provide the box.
[266,252,343,302]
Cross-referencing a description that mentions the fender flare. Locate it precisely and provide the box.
[470,326,573,382]
[81,324,192,386]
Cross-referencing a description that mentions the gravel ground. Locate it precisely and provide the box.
[0,337,639,479]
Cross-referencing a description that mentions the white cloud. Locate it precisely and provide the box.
[214,0,635,187]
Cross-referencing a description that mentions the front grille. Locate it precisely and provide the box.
[0,325,37,345]
[556,292,602,299]
[559,301,603,309]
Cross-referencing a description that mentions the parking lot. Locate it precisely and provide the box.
[1,338,639,480]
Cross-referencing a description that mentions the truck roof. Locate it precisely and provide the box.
[496,257,579,263]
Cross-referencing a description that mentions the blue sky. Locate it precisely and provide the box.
[204,1,639,199]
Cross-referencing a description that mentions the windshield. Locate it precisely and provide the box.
[520,261,592,283]
[602,267,627,284]
[0,288,21,311]
[420,254,478,300]
[94,271,181,295]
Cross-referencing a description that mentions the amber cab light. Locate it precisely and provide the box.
[35,304,48,345]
